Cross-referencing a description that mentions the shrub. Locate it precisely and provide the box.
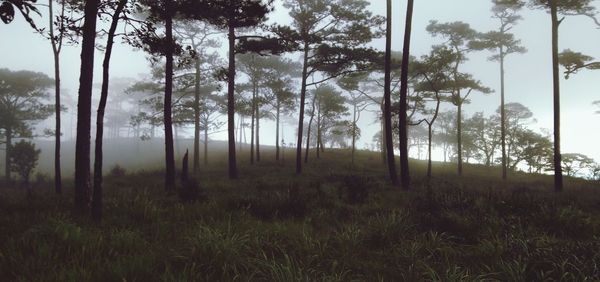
[109,164,126,177]
[9,140,41,185]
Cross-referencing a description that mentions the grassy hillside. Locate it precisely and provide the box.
[1,148,599,281]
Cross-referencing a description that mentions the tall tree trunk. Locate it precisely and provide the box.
[457,102,463,176]
[427,123,433,177]
[550,0,563,192]
[316,110,321,159]
[296,43,310,174]
[351,103,357,167]
[275,100,280,161]
[250,82,255,164]
[193,59,201,173]
[4,127,11,183]
[398,0,414,189]
[164,1,176,191]
[92,0,126,222]
[304,92,315,163]
[49,0,63,194]
[500,46,507,180]
[74,0,100,213]
[384,0,398,185]
[227,23,237,179]
[256,97,260,162]
[204,125,208,165]
[380,102,386,164]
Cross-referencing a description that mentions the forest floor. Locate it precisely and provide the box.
[1,148,600,281]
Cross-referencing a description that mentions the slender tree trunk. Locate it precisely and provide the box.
[250,83,255,164]
[227,23,237,179]
[74,0,100,213]
[304,93,315,163]
[296,43,310,174]
[316,111,321,159]
[398,0,414,189]
[384,0,398,185]
[204,125,208,165]
[275,100,280,161]
[457,102,463,176]
[256,99,260,162]
[500,46,507,180]
[427,124,433,177]
[92,0,126,222]
[164,1,176,191]
[49,0,62,194]
[193,59,201,173]
[550,0,563,192]
[380,102,386,163]
[351,103,357,167]
[4,127,11,183]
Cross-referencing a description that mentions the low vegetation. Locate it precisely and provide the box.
[1,149,599,281]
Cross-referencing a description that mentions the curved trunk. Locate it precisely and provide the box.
[92,0,126,222]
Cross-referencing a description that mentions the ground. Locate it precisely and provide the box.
[0,148,599,281]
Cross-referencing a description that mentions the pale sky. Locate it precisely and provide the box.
[1,0,599,164]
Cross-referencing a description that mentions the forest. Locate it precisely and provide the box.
[1,0,600,280]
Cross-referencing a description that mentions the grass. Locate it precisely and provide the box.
[1,147,599,281]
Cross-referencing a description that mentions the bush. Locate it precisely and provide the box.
[109,164,126,177]
[9,140,41,185]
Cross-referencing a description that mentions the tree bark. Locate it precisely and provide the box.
[250,81,255,164]
[304,85,315,163]
[49,0,63,194]
[351,103,356,167]
[398,0,414,190]
[227,23,238,179]
[550,0,563,192]
[457,102,463,176]
[92,0,126,222]
[316,108,321,159]
[255,91,260,162]
[427,124,433,177]
[74,0,100,213]
[275,99,280,161]
[164,0,176,191]
[193,59,201,173]
[4,127,11,183]
[384,0,398,185]
[296,43,310,174]
[500,45,507,180]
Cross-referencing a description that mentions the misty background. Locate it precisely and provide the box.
[1,0,599,175]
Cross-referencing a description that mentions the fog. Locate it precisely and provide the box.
[1,0,599,175]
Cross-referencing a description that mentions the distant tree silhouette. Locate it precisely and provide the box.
[470,0,526,180]
[337,74,372,167]
[427,20,492,176]
[181,0,276,179]
[0,69,53,183]
[9,140,40,189]
[278,0,384,174]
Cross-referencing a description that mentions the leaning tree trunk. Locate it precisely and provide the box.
[74,0,100,214]
[550,0,563,192]
[384,0,398,185]
[92,0,126,222]
[398,0,414,189]
[226,23,238,179]
[164,0,176,191]
[295,42,310,174]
